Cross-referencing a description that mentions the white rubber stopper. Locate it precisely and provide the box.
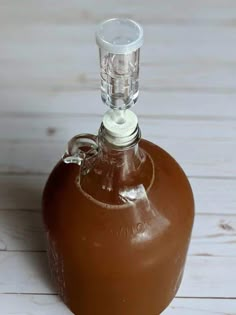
[102,109,138,146]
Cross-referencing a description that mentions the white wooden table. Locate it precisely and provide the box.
[0,1,236,314]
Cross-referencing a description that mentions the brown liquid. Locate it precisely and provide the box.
[43,139,194,315]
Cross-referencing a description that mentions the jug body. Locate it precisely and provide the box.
[42,136,194,315]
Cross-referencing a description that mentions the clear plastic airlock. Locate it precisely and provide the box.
[96,18,143,109]
[96,18,143,147]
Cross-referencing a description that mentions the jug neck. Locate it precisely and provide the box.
[96,123,144,180]
[78,126,152,206]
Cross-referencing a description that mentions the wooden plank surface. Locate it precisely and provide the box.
[0,295,235,315]
[1,210,236,257]
[0,0,236,313]
[1,0,236,25]
[1,138,235,177]
[0,117,235,177]
[1,25,236,94]
[0,175,235,214]
[0,252,235,298]
[1,115,236,142]
[0,91,236,118]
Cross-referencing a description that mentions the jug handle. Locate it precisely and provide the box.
[62,134,98,167]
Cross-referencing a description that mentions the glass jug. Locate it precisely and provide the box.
[42,18,194,315]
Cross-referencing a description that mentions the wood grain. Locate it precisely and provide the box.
[163,298,236,315]
[0,295,235,315]
[1,24,236,99]
[0,117,235,177]
[0,210,236,257]
[0,210,46,251]
[0,252,235,298]
[0,0,236,312]
[0,295,72,315]
[0,252,53,294]
[0,175,45,210]
[1,139,235,177]
[1,114,236,142]
[0,90,236,119]
[1,0,236,26]
[0,175,235,214]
